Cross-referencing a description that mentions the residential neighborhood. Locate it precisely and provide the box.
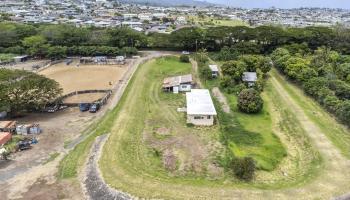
[1,0,350,32]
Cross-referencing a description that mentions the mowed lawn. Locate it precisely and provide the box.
[223,93,287,171]
[202,71,286,171]
[97,56,323,199]
[100,56,222,183]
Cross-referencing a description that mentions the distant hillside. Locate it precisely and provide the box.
[119,0,215,7]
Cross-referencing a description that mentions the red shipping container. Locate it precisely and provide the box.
[0,132,12,145]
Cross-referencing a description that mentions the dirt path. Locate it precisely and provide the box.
[82,134,131,200]
[211,87,230,113]
[190,58,203,88]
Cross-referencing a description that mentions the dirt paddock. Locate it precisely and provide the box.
[39,59,127,94]
[62,93,106,104]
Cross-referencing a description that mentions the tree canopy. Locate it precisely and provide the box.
[0,69,62,115]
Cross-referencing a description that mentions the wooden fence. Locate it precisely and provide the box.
[58,89,112,107]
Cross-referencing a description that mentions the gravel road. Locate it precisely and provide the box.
[83,134,132,200]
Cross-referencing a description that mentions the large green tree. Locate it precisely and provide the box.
[22,35,49,57]
[0,69,62,115]
[221,60,247,82]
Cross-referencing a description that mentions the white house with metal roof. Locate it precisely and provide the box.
[186,89,217,126]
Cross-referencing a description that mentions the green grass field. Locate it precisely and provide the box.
[58,56,350,199]
[0,53,16,62]
[95,56,323,198]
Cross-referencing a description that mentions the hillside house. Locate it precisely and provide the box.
[186,89,217,126]
[209,65,219,78]
[242,72,257,87]
[163,74,193,93]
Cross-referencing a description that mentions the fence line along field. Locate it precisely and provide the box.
[39,59,128,103]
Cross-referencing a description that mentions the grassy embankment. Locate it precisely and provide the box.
[271,69,350,158]
[0,53,16,63]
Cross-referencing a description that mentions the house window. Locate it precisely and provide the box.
[194,116,204,119]
[181,85,187,89]
[207,116,211,119]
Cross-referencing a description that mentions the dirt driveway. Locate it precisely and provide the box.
[0,108,95,199]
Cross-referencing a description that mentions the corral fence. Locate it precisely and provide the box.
[58,89,113,107]
[36,60,62,72]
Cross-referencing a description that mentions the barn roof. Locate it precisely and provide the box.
[242,72,257,82]
[163,74,192,88]
[186,89,217,115]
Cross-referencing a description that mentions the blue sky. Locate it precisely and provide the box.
[206,0,350,9]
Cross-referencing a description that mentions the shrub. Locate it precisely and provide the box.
[220,76,235,93]
[231,157,256,181]
[336,100,350,125]
[323,95,341,112]
[199,66,212,80]
[237,89,263,113]
[179,55,190,63]
[328,80,350,100]
[233,83,247,95]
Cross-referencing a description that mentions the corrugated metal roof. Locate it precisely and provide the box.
[163,74,192,88]
[242,72,257,82]
[186,89,217,115]
[209,65,219,72]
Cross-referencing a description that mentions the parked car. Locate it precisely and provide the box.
[89,103,101,113]
[46,104,59,113]
[79,103,91,112]
[17,141,31,151]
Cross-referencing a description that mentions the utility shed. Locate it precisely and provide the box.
[163,74,193,93]
[209,65,219,78]
[186,89,217,126]
[242,72,257,87]
[13,55,29,63]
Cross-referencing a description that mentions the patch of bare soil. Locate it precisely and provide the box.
[155,127,171,136]
[190,59,203,88]
[63,93,106,104]
[145,130,209,174]
[162,149,177,171]
[14,179,81,200]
